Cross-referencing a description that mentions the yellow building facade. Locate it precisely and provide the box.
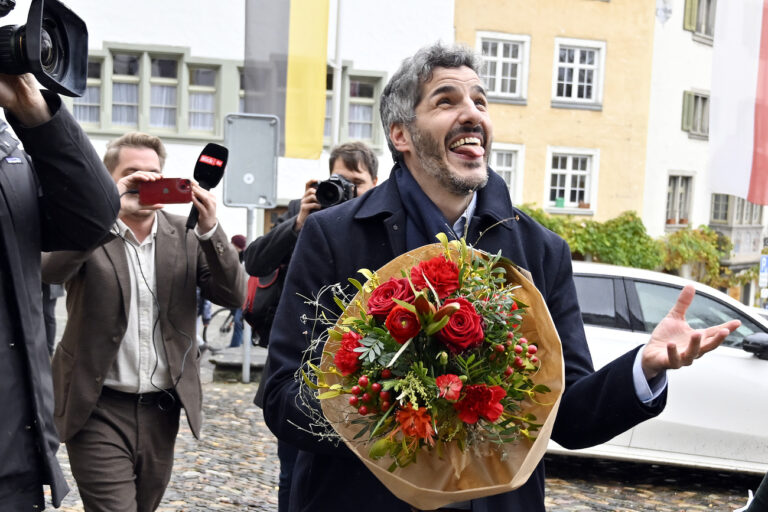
[455,0,656,221]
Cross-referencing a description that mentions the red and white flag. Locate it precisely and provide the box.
[709,0,768,204]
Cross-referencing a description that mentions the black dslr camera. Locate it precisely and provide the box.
[316,174,356,209]
[0,0,88,96]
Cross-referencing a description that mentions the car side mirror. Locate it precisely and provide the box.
[742,332,768,360]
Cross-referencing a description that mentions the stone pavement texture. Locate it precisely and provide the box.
[47,376,761,511]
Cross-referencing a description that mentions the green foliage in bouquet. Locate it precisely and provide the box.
[305,235,550,471]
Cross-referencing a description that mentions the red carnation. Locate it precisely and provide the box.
[367,277,415,321]
[454,384,506,424]
[385,306,421,344]
[410,255,459,299]
[435,374,463,401]
[334,331,363,376]
[434,297,484,353]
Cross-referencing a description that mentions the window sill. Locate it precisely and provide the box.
[488,95,527,106]
[81,126,224,142]
[664,223,690,231]
[551,100,603,111]
[692,32,714,46]
[546,207,594,216]
[687,132,709,141]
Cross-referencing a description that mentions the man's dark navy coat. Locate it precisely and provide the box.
[262,165,665,512]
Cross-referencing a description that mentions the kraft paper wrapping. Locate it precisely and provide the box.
[319,244,565,510]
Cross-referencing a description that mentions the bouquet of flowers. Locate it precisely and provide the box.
[306,236,564,509]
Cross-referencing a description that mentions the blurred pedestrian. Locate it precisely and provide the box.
[228,234,247,348]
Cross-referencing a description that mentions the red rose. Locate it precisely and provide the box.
[435,374,463,401]
[334,331,363,376]
[434,297,484,353]
[453,384,506,424]
[385,306,421,344]
[410,255,459,299]
[367,278,415,321]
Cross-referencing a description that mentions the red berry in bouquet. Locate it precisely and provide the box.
[434,297,484,353]
[367,277,415,321]
[333,331,364,376]
[410,255,459,299]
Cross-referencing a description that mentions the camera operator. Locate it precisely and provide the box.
[243,140,377,512]
[0,73,120,510]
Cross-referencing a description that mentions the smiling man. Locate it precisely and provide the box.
[261,43,739,512]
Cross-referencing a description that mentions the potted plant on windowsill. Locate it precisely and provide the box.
[578,202,591,209]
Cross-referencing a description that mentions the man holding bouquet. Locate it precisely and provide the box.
[262,43,740,512]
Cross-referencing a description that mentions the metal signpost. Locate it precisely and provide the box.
[223,113,279,382]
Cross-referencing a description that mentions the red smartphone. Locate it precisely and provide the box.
[138,178,193,204]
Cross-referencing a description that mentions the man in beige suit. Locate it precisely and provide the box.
[42,132,246,512]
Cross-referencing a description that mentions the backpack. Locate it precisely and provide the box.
[242,265,286,347]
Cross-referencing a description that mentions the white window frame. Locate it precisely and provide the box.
[324,66,384,149]
[551,37,606,110]
[148,56,180,131]
[682,90,709,139]
[491,143,525,204]
[188,66,218,133]
[111,52,141,129]
[710,193,730,223]
[73,59,103,126]
[476,31,530,104]
[544,146,600,215]
[685,0,717,44]
[666,174,693,227]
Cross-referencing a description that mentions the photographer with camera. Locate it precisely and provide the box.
[243,140,377,512]
[0,72,120,509]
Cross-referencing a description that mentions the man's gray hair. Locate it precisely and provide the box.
[379,42,483,161]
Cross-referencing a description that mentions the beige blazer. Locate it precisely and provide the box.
[42,211,246,441]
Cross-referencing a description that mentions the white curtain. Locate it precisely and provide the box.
[348,104,372,139]
[189,92,214,130]
[150,85,177,128]
[112,83,138,126]
[74,86,100,123]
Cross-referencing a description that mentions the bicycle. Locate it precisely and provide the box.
[203,307,235,352]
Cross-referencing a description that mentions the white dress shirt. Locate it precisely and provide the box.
[104,217,219,394]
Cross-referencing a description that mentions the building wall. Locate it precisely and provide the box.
[455,0,656,222]
[2,0,453,239]
[643,0,713,238]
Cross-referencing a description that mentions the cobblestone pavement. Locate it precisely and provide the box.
[47,376,762,512]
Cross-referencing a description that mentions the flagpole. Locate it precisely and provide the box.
[331,0,343,146]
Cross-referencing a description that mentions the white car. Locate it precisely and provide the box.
[547,261,768,474]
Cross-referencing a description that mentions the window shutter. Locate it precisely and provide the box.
[681,91,694,132]
[683,0,699,32]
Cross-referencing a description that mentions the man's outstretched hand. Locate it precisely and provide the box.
[641,285,741,380]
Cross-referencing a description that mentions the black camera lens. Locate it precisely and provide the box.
[40,19,64,76]
[315,174,357,209]
[0,0,87,96]
[316,181,343,208]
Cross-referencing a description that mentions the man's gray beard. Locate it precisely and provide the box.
[409,124,488,196]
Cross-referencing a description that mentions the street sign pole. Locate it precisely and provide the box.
[223,114,279,383]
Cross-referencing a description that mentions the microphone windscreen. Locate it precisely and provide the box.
[193,143,228,190]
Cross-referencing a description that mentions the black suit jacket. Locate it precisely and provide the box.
[263,165,665,512]
[0,92,120,506]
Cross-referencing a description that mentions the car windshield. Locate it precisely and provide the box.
[634,281,766,348]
